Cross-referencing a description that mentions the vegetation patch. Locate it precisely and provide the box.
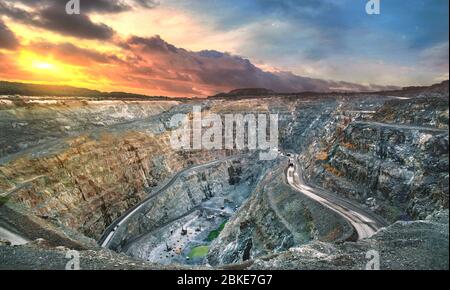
[205,220,227,242]
[187,246,209,259]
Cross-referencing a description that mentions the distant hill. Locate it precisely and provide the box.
[397,80,449,96]
[0,81,170,100]
[2,80,447,101]
[211,88,277,99]
[209,81,449,100]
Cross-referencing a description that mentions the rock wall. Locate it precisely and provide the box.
[0,97,178,158]
[249,210,449,270]
[301,95,449,222]
[0,99,229,240]
[207,162,353,266]
[107,157,266,251]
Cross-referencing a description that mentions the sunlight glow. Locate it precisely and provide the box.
[13,50,107,90]
[32,61,55,70]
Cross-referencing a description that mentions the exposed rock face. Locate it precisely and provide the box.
[207,163,353,266]
[0,81,448,270]
[0,130,227,239]
[121,157,270,265]
[0,98,228,240]
[109,157,266,252]
[0,98,178,158]
[301,93,449,222]
[249,210,449,270]
[1,210,447,270]
[373,97,448,128]
[0,238,191,270]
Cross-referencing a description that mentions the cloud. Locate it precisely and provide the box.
[132,0,160,9]
[0,31,400,96]
[30,41,124,65]
[0,0,115,40]
[69,0,131,13]
[160,0,448,87]
[37,4,115,40]
[0,51,33,80]
[0,1,33,20]
[118,35,397,96]
[417,41,450,83]
[420,42,449,72]
[0,19,19,49]
[3,0,158,13]
[0,0,159,40]
[39,4,115,39]
[1,0,444,96]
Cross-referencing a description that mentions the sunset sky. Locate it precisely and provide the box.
[0,0,448,97]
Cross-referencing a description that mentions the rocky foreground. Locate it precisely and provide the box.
[249,210,448,270]
[1,210,447,270]
[0,81,448,270]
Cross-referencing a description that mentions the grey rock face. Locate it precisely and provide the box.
[207,162,353,266]
[249,210,449,270]
[109,157,266,252]
[300,94,449,222]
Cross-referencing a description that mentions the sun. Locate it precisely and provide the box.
[18,51,58,73]
[14,49,111,89]
[32,61,56,71]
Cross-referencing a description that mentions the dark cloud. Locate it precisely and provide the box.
[0,19,19,49]
[0,1,33,19]
[123,35,179,53]
[31,41,124,65]
[133,0,160,9]
[70,0,131,13]
[0,0,159,40]
[121,35,396,95]
[38,4,115,40]
[3,0,159,13]
[0,0,115,40]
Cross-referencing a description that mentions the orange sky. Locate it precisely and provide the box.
[0,1,251,97]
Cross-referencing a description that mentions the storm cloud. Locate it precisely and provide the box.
[30,41,124,65]
[0,0,159,40]
[0,19,18,49]
[2,0,159,13]
[119,35,397,96]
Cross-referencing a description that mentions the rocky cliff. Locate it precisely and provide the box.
[207,162,353,266]
[248,210,448,270]
[300,88,449,222]
[0,98,228,241]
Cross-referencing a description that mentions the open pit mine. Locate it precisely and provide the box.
[0,81,448,270]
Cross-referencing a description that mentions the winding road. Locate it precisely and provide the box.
[101,151,388,248]
[0,226,29,246]
[98,154,244,248]
[286,157,388,240]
